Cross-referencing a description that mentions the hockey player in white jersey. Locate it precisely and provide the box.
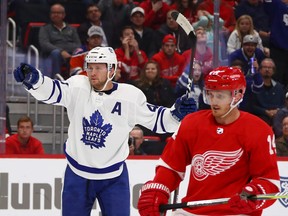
[13,46,197,216]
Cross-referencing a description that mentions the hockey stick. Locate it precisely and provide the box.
[159,191,288,212]
[169,11,197,204]
[171,11,197,94]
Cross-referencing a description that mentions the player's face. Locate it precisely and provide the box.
[87,63,111,90]
[17,122,33,140]
[205,90,233,117]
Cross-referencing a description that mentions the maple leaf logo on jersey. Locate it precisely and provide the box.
[192,149,243,181]
[81,110,112,149]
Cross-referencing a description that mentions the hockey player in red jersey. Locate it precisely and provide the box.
[138,66,280,216]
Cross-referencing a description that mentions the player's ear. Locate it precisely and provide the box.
[108,66,115,78]
[234,91,244,104]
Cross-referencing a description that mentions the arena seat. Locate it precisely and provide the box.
[141,136,166,155]
[23,22,45,50]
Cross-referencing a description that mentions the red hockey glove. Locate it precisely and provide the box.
[228,183,262,214]
[138,181,170,216]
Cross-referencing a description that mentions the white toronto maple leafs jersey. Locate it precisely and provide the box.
[28,75,179,179]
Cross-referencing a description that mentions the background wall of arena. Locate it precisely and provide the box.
[0,156,287,216]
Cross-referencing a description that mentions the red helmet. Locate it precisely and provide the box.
[205,66,246,94]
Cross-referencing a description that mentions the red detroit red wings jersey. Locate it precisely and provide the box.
[160,110,279,215]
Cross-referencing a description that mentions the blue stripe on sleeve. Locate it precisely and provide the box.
[51,80,63,104]
[41,80,65,104]
[152,106,165,132]
[42,80,57,103]
[159,107,167,133]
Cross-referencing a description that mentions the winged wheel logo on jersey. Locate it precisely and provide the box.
[191,149,243,181]
[81,110,112,149]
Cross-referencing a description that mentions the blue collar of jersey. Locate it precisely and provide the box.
[94,82,118,95]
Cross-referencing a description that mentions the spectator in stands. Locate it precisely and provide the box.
[39,3,81,79]
[115,26,148,82]
[128,135,136,155]
[77,3,114,48]
[230,59,264,113]
[129,126,146,155]
[251,58,285,126]
[98,0,133,48]
[156,9,193,54]
[151,34,185,86]
[197,13,224,49]
[175,61,204,109]
[130,7,158,58]
[227,15,266,55]
[273,92,288,138]
[131,60,176,107]
[228,34,266,75]
[275,116,288,156]
[197,0,236,35]
[13,0,50,49]
[170,0,199,24]
[182,27,213,77]
[263,0,288,87]
[139,0,171,30]
[5,116,45,154]
[82,0,101,6]
[70,25,104,76]
[234,0,270,47]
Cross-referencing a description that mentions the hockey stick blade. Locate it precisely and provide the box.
[171,11,196,39]
[159,191,288,212]
[171,11,197,96]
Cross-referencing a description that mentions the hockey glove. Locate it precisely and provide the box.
[171,94,197,121]
[14,63,42,89]
[138,181,170,216]
[228,183,262,214]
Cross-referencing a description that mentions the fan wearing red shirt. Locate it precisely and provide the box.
[115,26,148,82]
[197,0,236,34]
[138,66,280,216]
[6,116,45,154]
[151,34,186,86]
[140,0,171,30]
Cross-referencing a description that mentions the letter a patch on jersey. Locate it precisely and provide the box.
[81,110,112,149]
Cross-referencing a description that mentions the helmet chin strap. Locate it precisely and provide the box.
[220,97,243,118]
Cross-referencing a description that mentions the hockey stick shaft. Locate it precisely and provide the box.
[159,191,288,212]
[171,11,197,94]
